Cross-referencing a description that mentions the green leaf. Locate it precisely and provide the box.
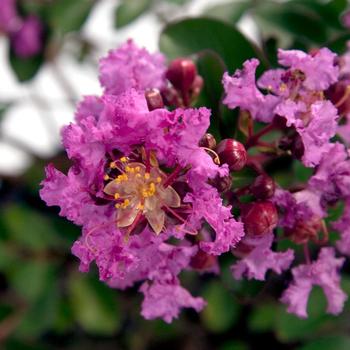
[115,0,153,28]
[201,280,240,332]
[49,0,95,34]
[249,302,278,333]
[1,204,64,251]
[292,160,313,183]
[5,339,49,350]
[15,280,61,337]
[293,0,347,30]
[253,1,329,46]
[275,287,334,343]
[195,50,227,139]
[159,17,267,74]
[203,1,252,24]
[9,261,56,302]
[69,273,121,335]
[9,51,43,82]
[299,336,350,350]
[220,341,249,350]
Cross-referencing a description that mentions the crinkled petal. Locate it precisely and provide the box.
[281,247,346,318]
[278,48,339,90]
[232,234,294,280]
[99,39,166,95]
[140,279,206,323]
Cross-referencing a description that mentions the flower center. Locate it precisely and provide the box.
[103,156,181,235]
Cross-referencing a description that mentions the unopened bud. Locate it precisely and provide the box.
[251,174,275,200]
[190,249,216,270]
[166,58,197,93]
[231,240,255,258]
[216,139,247,171]
[145,89,164,111]
[199,133,217,149]
[161,86,182,107]
[190,75,204,100]
[241,201,278,237]
[326,80,350,116]
[210,175,232,193]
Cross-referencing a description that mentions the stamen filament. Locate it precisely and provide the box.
[201,147,220,164]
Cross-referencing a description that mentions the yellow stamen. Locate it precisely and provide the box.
[115,203,121,209]
[103,174,110,181]
[136,173,141,178]
[120,157,128,162]
[156,177,162,183]
[136,203,144,210]
[110,161,117,169]
[144,173,150,179]
[114,193,120,200]
[119,199,130,209]
[135,166,140,172]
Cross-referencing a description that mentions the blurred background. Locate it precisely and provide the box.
[1,0,350,349]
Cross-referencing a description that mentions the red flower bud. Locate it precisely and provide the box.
[161,86,182,107]
[231,240,255,258]
[210,175,232,193]
[145,89,164,111]
[190,249,216,270]
[199,133,217,149]
[216,139,247,171]
[190,75,204,100]
[326,80,350,116]
[251,174,276,200]
[166,58,197,93]
[241,201,278,237]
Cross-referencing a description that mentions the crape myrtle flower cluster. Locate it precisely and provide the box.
[0,0,43,58]
[225,46,350,318]
[41,38,350,322]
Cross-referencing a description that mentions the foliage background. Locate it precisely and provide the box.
[1,0,350,349]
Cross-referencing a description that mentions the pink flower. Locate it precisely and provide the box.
[277,48,339,90]
[281,248,347,318]
[140,277,206,323]
[41,52,243,320]
[231,234,294,281]
[99,39,166,95]
[333,200,350,257]
[11,15,43,58]
[222,59,279,123]
[0,0,21,33]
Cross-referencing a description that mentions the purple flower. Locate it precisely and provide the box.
[281,247,347,318]
[341,10,350,28]
[277,48,339,90]
[275,100,338,167]
[231,234,294,281]
[333,200,350,256]
[273,188,314,228]
[308,142,350,202]
[99,39,166,95]
[140,277,206,323]
[41,48,244,320]
[222,59,279,123]
[0,0,21,33]
[11,15,43,58]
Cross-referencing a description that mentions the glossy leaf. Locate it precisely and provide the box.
[201,280,240,332]
[69,273,121,335]
[203,1,252,24]
[49,0,95,34]
[160,17,267,74]
[253,1,329,46]
[115,0,153,28]
[9,51,43,82]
